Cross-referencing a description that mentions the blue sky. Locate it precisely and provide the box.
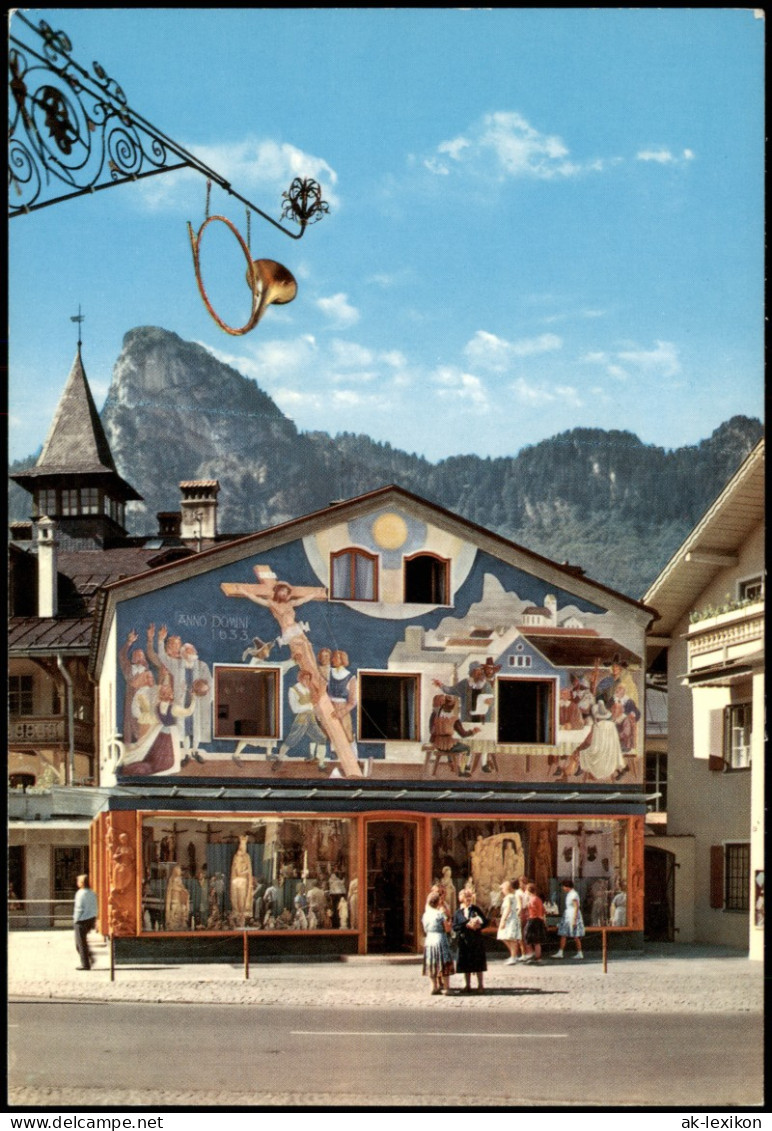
[8,8,765,464]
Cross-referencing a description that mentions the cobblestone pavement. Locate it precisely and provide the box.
[9,931,763,1014]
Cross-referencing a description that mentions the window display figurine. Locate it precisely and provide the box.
[230,835,253,928]
[165,865,190,931]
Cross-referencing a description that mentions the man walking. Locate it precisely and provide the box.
[73,874,98,970]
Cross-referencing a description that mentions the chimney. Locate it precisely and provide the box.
[36,515,59,617]
[157,511,182,538]
[179,480,220,544]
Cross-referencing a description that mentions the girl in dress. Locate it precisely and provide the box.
[422,890,455,995]
[496,879,521,965]
[552,878,585,959]
[521,882,548,964]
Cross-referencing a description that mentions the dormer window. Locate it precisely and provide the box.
[331,548,378,601]
[403,552,449,605]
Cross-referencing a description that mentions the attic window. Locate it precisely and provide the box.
[403,553,449,605]
[330,548,378,601]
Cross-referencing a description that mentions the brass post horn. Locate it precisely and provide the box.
[188,214,298,336]
[246,258,298,327]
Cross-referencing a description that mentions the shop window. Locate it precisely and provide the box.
[497,678,555,744]
[141,816,358,933]
[645,751,667,812]
[712,843,750,911]
[52,846,89,900]
[9,846,25,909]
[214,665,279,740]
[9,675,34,715]
[359,673,419,741]
[723,703,751,770]
[403,553,449,605]
[330,548,378,601]
[430,818,629,928]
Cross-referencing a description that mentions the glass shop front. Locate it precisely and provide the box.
[94,805,642,955]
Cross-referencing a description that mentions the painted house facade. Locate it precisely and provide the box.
[89,486,654,957]
[643,440,764,959]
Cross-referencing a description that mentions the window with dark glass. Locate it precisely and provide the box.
[61,488,80,516]
[80,486,100,514]
[330,548,378,601]
[36,488,57,516]
[497,678,555,744]
[52,846,89,899]
[724,843,750,912]
[738,575,764,602]
[359,673,419,741]
[723,702,751,769]
[213,665,279,739]
[645,751,668,812]
[9,675,34,715]
[403,553,449,604]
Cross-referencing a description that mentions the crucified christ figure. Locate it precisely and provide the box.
[221,566,363,777]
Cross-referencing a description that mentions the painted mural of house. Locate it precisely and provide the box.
[87,484,655,957]
[643,440,764,959]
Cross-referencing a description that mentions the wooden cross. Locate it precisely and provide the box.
[160,821,189,862]
[222,565,363,777]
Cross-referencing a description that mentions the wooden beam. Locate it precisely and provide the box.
[685,550,739,567]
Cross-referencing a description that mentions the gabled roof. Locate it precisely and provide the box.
[89,484,656,678]
[11,349,142,500]
[643,439,765,636]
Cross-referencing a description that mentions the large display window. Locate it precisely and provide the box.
[140,816,359,933]
[431,817,629,929]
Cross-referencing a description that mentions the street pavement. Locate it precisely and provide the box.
[8,930,763,1014]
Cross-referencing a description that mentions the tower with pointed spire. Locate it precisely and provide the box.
[11,345,142,548]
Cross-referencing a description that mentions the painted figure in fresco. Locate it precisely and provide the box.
[129,669,159,742]
[242,636,275,663]
[563,691,626,782]
[611,681,641,764]
[274,670,329,770]
[222,570,363,778]
[116,680,196,776]
[429,694,480,777]
[165,865,190,931]
[119,630,155,743]
[316,648,332,686]
[147,627,212,758]
[328,651,357,746]
[434,664,494,725]
[560,672,595,731]
[230,835,253,927]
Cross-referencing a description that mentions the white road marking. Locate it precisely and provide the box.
[292,1030,567,1038]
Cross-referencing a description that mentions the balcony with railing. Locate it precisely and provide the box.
[8,714,94,751]
[686,600,764,677]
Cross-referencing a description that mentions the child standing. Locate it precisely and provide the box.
[521,882,548,964]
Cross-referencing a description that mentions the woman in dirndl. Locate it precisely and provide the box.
[496,879,522,964]
[422,890,455,994]
[552,878,585,959]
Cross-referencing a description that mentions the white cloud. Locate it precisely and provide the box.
[316,293,360,328]
[424,111,607,181]
[135,136,339,213]
[464,329,562,372]
[582,339,682,382]
[636,147,695,166]
[431,366,489,409]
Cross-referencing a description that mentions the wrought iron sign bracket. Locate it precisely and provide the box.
[8,13,329,236]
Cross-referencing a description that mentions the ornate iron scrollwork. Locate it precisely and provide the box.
[8,13,329,240]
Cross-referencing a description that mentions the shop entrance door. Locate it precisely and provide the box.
[366,822,417,953]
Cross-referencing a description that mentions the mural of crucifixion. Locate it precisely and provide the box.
[221,565,364,777]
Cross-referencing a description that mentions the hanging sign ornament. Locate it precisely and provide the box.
[187,212,298,336]
[186,176,328,335]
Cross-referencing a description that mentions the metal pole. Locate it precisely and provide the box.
[243,931,249,980]
[602,927,608,974]
[110,934,115,982]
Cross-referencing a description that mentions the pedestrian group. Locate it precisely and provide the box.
[422,876,585,994]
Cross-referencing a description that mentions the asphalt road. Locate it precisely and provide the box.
[8,1000,763,1108]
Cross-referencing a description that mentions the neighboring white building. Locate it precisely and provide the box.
[644,440,764,959]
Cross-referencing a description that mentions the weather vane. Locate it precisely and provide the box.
[70,305,85,348]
